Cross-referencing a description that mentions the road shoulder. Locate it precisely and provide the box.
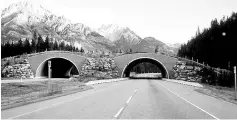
[157,80,237,119]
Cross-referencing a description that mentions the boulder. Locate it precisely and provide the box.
[79,57,119,79]
[2,59,34,79]
[186,66,194,70]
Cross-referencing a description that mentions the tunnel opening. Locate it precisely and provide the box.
[36,58,79,78]
[122,58,168,78]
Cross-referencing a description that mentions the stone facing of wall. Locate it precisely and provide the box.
[80,57,119,79]
[1,59,34,78]
[173,61,203,82]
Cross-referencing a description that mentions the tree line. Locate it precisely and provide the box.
[177,12,237,87]
[178,12,237,71]
[1,32,84,58]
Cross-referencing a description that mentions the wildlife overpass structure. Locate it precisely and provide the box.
[28,51,178,79]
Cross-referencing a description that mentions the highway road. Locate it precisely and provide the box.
[2,79,237,119]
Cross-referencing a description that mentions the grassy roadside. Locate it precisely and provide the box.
[195,84,237,105]
[1,80,93,109]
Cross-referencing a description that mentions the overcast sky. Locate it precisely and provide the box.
[1,0,237,44]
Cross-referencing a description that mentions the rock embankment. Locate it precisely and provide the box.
[173,61,203,82]
[1,59,34,79]
[80,57,119,79]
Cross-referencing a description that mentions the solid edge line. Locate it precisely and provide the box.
[2,87,93,111]
[9,94,95,119]
[164,79,237,106]
[7,84,115,119]
[164,79,203,88]
[157,82,220,120]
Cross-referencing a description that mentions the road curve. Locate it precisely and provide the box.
[2,79,237,119]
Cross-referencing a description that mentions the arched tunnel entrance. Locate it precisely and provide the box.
[36,58,79,78]
[122,58,169,78]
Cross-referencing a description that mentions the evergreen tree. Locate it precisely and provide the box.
[24,38,31,53]
[16,38,23,55]
[65,44,70,51]
[48,40,54,51]
[45,36,50,51]
[53,41,59,50]
[32,31,38,52]
[76,48,79,52]
[37,34,44,52]
[1,43,5,58]
[69,45,73,51]
[33,31,38,41]
[178,12,237,69]
[80,47,84,53]
[59,42,65,51]
[10,41,15,56]
[72,46,76,52]
[31,39,36,53]
[177,12,237,87]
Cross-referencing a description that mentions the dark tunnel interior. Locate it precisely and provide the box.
[36,58,79,78]
[123,58,168,78]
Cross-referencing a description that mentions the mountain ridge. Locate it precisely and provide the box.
[1,1,180,55]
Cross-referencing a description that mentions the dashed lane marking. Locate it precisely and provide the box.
[114,89,138,119]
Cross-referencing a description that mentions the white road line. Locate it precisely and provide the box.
[114,89,138,119]
[126,96,133,104]
[114,106,126,118]
[9,96,90,119]
[157,82,220,120]
[8,87,112,119]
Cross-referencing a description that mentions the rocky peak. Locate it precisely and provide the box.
[97,24,141,44]
[1,1,51,18]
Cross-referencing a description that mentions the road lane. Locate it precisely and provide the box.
[1,79,129,119]
[157,80,237,119]
[2,79,141,119]
[2,79,237,119]
[120,80,213,119]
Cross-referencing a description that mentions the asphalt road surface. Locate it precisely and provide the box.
[2,79,237,119]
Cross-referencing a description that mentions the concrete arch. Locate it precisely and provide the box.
[121,57,170,79]
[28,51,87,78]
[35,57,80,78]
[114,53,178,78]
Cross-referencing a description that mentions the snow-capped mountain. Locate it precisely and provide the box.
[1,1,180,55]
[97,24,142,43]
[97,24,143,51]
[1,1,115,53]
[132,37,178,55]
[166,43,181,49]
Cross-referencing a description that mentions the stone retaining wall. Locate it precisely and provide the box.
[1,59,34,78]
[79,57,119,79]
[173,61,203,82]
